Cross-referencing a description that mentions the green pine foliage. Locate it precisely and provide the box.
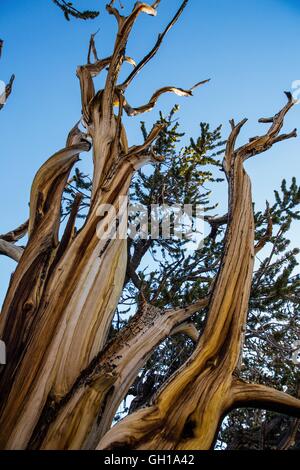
[52,0,99,21]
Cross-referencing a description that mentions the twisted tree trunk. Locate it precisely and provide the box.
[97,93,300,451]
[0,0,300,451]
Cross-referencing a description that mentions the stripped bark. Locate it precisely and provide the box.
[98,93,299,451]
[0,1,209,450]
[0,1,299,452]
[0,220,29,242]
[0,239,23,262]
[28,299,208,450]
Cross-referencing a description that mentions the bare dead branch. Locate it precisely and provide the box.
[126,123,166,156]
[29,296,208,449]
[171,321,199,343]
[237,92,297,161]
[272,128,297,144]
[151,0,161,8]
[104,2,159,101]
[87,30,100,64]
[0,221,29,243]
[167,297,209,318]
[123,80,210,117]
[106,1,124,26]
[51,194,82,267]
[0,240,24,263]
[205,214,228,238]
[28,140,90,237]
[120,0,189,90]
[79,55,136,81]
[76,66,96,125]
[231,380,300,419]
[223,118,248,175]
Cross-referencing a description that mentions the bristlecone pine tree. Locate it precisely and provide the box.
[0,0,300,450]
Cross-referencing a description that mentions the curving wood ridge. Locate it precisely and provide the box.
[97,94,299,450]
[0,1,299,450]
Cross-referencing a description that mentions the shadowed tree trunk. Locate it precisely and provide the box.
[0,0,300,451]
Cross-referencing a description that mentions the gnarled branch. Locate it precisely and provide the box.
[231,380,300,419]
[0,240,24,262]
[0,220,29,243]
[28,140,90,238]
[126,123,166,156]
[104,1,159,103]
[29,297,208,450]
[171,322,199,343]
[97,95,296,451]
[237,92,297,161]
[123,81,210,117]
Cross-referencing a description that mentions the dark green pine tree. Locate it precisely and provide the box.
[51,0,99,21]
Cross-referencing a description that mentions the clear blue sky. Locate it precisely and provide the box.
[0,0,300,303]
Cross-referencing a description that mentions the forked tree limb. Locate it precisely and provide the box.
[126,123,166,156]
[123,81,210,117]
[120,0,189,90]
[237,92,297,161]
[0,1,209,451]
[87,31,100,64]
[97,94,297,451]
[106,1,124,26]
[104,1,159,110]
[0,220,29,242]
